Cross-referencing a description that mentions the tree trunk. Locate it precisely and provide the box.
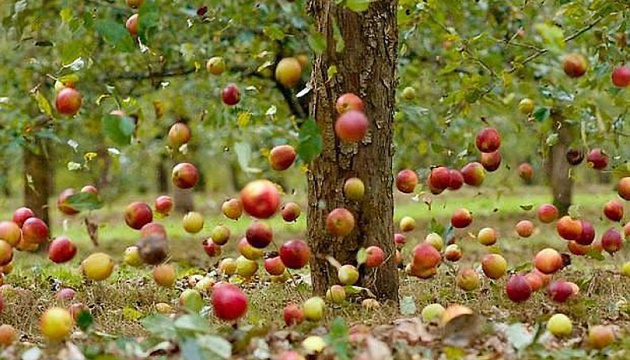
[306,0,399,301]
[545,114,573,215]
[173,187,194,214]
[24,139,53,225]
[157,154,169,194]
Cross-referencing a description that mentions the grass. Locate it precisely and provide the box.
[0,185,628,358]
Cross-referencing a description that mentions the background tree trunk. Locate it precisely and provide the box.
[173,187,194,214]
[24,139,53,226]
[545,114,573,215]
[307,0,399,301]
[156,154,169,194]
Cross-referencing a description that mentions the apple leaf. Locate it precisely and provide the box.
[308,30,326,55]
[506,323,533,351]
[356,248,367,266]
[400,295,417,315]
[138,0,159,45]
[32,90,53,118]
[519,204,533,211]
[66,192,104,211]
[263,25,285,41]
[234,142,262,173]
[533,23,565,51]
[325,318,350,360]
[141,314,177,340]
[103,114,135,146]
[532,107,550,122]
[174,314,212,335]
[297,118,323,163]
[76,310,93,332]
[196,335,232,359]
[94,20,135,52]
[345,0,372,12]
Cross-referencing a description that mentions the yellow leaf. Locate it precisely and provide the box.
[237,111,251,128]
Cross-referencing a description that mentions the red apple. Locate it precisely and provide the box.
[283,304,305,326]
[505,275,532,302]
[618,177,630,200]
[603,199,624,221]
[211,283,248,321]
[534,248,563,274]
[172,163,199,189]
[548,279,574,303]
[279,239,311,269]
[515,220,534,238]
[444,244,462,262]
[461,162,485,187]
[394,233,406,249]
[586,148,608,170]
[246,221,273,248]
[124,201,153,230]
[167,122,191,148]
[221,198,243,220]
[475,127,501,153]
[240,180,281,219]
[477,227,497,246]
[201,239,222,257]
[221,84,240,105]
[12,207,34,227]
[335,110,368,142]
[55,288,76,302]
[126,14,138,37]
[335,93,364,114]
[80,185,98,195]
[140,222,167,239]
[281,202,301,222]
[395,169,418,193]
[57,188,79,215]
[480,151,502,172]
[524,272,544,292]
[55,87,82,115]
[365,246,384,268]
[447,170,464,190]
[264,256,286,276]
[326,208,355,236]
[412,243,441,269]
[563,53,588,78]
[588,325,615,349]
[154,195,173,215]
[518,162,534,183]
[575,220,595,245]
[0,221,21,247]
[21,217,49,244]
[568,241,590,256]
[428,167,451,190]
[601,227,623,254]
[456,267,480,291]
[537,204,558,223]
[48,237,77,264]
[269,145,297,171]
[237,238,263,260]
[611,66,630,87]
[451,208,472,228]
[0,241,13,266]
[556,216,582,241]
[126,0,144,8]
[565,147,584,165]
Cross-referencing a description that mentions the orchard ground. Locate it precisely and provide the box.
[0,184,629,358]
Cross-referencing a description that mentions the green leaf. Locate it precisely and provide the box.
[174,314,212,335]
[567,204,581,218]
[356,248,367,266]
[345,0,372,12]
[308,31,326,55]
[138,0,159,44]
[532,107,550,122]
[533,23,565,51]
[263,25,285,41]
[76,310,93,332]
[325,318,350,360]
[586,249,605,261]
[234,142,262,173]
[141,314,177,339]
[59,41,82,65]
[545,133,559,146]
[332,20,345,53]
[429,218,445,236]
[400,295,417,315]
[32,90,53,118]
[94,20,135,52]
[297,118,323,163]
[102,114,135,146]
[506,323,533,351]
[122,307,142,320]
[519,204,533,211]
[327,65,338,81]
[65,192,104,211]
[196,335,232,359]
[180,339,204,360]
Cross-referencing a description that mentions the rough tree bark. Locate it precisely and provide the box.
[545,113,573,215]
[24,139,53,225]
[307,0,399,301]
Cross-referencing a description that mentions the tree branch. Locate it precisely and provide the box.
[507,16,604,74]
